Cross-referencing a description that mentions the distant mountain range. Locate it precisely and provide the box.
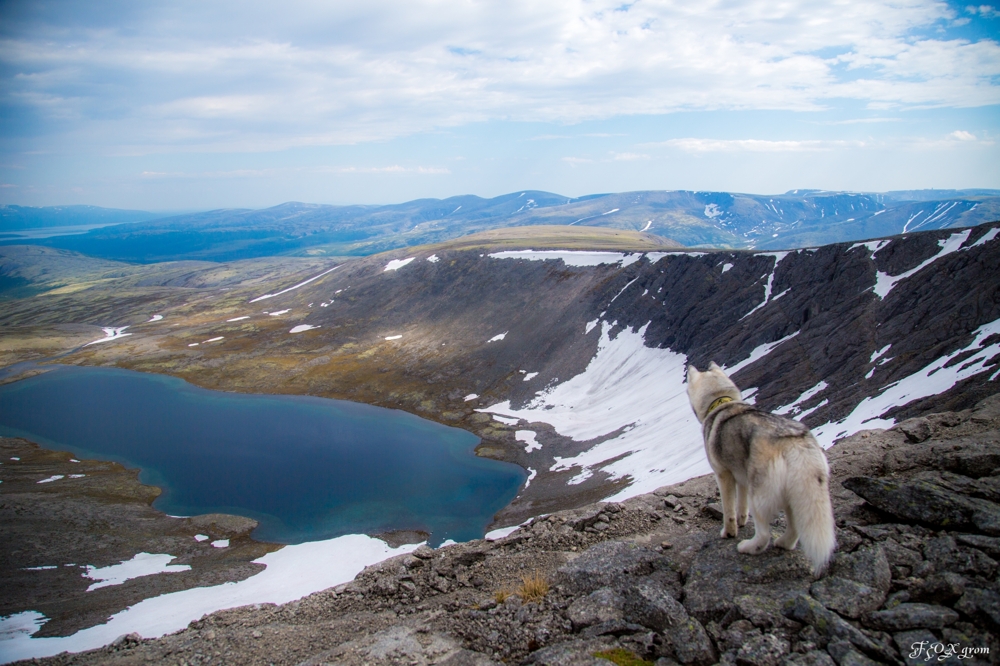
[3,189,998,262]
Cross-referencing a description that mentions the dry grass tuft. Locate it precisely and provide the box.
[493,589,512,604]
[516,572,549,604]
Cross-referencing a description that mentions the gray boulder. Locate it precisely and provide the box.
[557,540,664,595]
[782,594,898,664]
[865,603,959,631]
[566,587,626,630]
[809,577,882,620]
[954,587,1000,626]
[734,633,789,666]
[826,640,880,666]
[783,651,837,666]
[842,476,1000,536]
[623,578,688,632]
[892,629,945,666]
[524,638,614,666]
[664,617,716,666]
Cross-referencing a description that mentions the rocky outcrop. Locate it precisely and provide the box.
[24,393,1000,666]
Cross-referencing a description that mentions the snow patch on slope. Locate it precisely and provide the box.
[84,553,191,592]
[249,265,340,303]
[480,322,706,501]
[813,317,1000,447]
[722,331,800,377]
[873,230,971,299]
[84,327,131,346]
[970,227,1000,248]
[516,431,541,453]
[740,252,790,320]
[774,381,828,416]
[384,258,416,272]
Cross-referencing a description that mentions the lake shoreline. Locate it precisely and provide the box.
[0,436,280,639]
[0,434,441,663]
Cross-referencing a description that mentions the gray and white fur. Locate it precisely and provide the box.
[686,362,836,575]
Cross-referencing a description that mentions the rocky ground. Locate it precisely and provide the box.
[14,393,1000,666]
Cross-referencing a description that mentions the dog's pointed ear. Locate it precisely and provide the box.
[686,365,699,383]
[708,361,721,371]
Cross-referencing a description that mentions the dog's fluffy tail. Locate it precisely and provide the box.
[785,444,836,575]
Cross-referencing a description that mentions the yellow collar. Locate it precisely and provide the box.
[707,396,734,414]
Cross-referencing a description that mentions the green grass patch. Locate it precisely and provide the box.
[593,648,655,666]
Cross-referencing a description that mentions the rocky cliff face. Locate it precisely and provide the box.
[21,392,1000,666]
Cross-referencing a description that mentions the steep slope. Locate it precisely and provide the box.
[14,223,996,529]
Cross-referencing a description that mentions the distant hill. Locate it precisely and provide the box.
[5,189,999,262]
[0,205,161,231]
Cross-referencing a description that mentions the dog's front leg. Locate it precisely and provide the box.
[737,484,748,527]
[716,471,738,538]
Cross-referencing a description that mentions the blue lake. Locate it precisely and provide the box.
[0,365,524,545]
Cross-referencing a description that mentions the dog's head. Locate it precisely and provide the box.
[686,362,742,423]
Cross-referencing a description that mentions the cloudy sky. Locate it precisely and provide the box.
[1,0,998,210]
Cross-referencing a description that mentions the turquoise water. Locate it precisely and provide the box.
[0,365,524,545]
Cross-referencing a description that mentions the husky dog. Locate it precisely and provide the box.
[686,362,835,574]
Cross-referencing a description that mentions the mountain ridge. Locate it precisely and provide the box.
[6,189,998,263]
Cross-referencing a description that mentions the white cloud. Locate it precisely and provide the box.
[966,5,1000,18]
[611,152,650,161]
[949,130,978,140]
[657,138,866,153]
[1,0,998,154]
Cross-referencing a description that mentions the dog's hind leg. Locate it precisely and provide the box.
[716,471,739,538]
[774,504,800,551]
[738,493,774,555]
[736,484,748,527]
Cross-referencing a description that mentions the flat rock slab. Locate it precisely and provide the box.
[682,532,813,623]
[556,540,667,596]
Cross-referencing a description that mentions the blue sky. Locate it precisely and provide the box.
[1,0,998,210]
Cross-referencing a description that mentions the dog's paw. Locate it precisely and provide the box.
[738,537,768,554]
[737,513,748,527]
[720,522,738,539]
